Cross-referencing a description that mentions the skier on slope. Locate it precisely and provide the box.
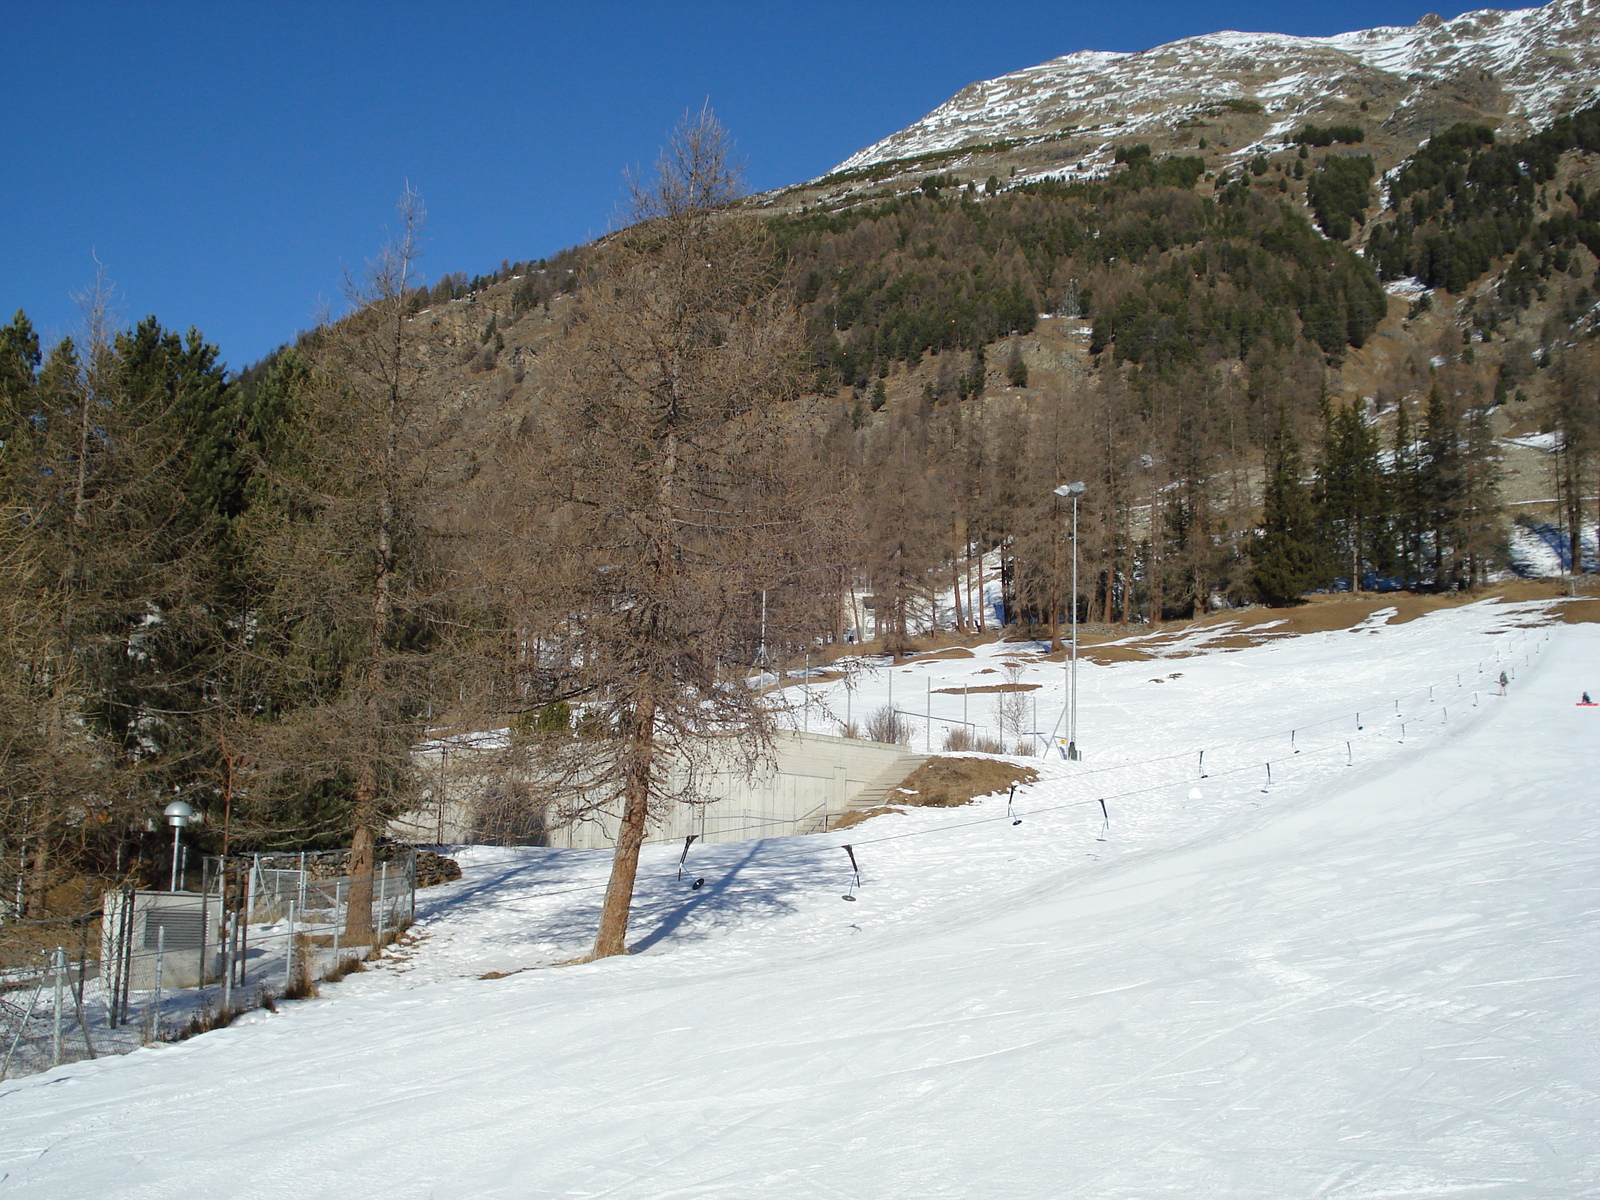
[1499,670,1508,696]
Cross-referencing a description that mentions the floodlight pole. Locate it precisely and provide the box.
[1071,489,1079,760]
[1054,482,1086,761]
[164,800,194,891]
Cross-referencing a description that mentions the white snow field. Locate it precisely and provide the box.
[2,601,1596,1199]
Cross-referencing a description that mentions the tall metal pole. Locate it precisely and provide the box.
[164,800,193,892]
[1054,481,1085,761]
[1069,492,1080,761]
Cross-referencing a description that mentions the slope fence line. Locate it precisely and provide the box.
[436,624,1553,886]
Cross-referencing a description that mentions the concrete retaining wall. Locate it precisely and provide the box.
[390,730,925,850]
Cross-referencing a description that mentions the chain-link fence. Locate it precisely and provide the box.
[1,850,420,1080]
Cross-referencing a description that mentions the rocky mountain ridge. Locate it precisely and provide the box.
[766,0,1600,209]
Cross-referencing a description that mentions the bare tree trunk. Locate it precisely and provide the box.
[344,488,393,944]
[335,190,414,946]
[1049,522,1063,652]
[592,699,656,958]
[834,567,846,645]
[346,803,376,945]
[893,587,908,662]
[1120,530,1133,625]
[1566,453,1583,574]
[25,838,48,917]
[966,542,977,633]
[951,517,966,632]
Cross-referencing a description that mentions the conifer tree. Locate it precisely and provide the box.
[1252,417,1324,604]
[1457,405,1503,585]
[490,109,840,959]
[0,311,41,436]
[1421,383,1464,586]
[238,189,455,942]
[1389,398,1425,587]
[1318,400,1383,589]
[1550,351,1598,574]
[1005,344,1028,388]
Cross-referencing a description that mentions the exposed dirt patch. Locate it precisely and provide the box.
[769,669,848,693]
[829,805,907,831]
[932,682,1040,695]
[1557,597,1600,624]
[908,647,977,661]
[1076,643,1157,663]
[1053,585,1590,663]
[886,756,1041,809]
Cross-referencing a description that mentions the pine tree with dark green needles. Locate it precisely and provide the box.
[1318,399,1385,590]
[1252,416,1325,605]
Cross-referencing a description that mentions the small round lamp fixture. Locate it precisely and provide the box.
[164,800,195,890]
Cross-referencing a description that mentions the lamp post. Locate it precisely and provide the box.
[164,800,194,891]
[1053,482,1086,761]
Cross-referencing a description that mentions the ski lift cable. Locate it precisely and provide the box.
[447,724,1380,912]
[420,630,1546,893]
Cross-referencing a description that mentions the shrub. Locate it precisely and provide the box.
[1295,123,1364,147]
[943,726,974,751]
[1005,345,1028,387]
[865,705,911,745]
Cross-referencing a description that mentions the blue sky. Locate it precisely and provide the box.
[4,1,1491,369]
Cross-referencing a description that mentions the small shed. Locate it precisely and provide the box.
[100,890,224,990]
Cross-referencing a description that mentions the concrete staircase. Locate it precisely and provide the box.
[791,738,932,835]
[841,751,931,815]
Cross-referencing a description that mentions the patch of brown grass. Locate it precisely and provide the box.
[1557,596,1600,624]
[322,954,367,982]
[887,756,1040,809]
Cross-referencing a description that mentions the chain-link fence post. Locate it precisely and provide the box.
[285,901,296,992]
[50,947,65,1067]
[0,971,43,1080]
[151,925,166,1043]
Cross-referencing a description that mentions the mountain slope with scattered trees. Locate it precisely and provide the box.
[4,85,1600,952]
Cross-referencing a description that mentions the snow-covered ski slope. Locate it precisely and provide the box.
[3,600,1597,1199]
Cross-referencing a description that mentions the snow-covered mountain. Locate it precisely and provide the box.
[829,0,1600,180]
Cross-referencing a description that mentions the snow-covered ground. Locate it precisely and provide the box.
[1509,520,1598,576]
[2,600,1596,1198]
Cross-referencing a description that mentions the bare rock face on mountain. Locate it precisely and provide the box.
[772,0,1600,204]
